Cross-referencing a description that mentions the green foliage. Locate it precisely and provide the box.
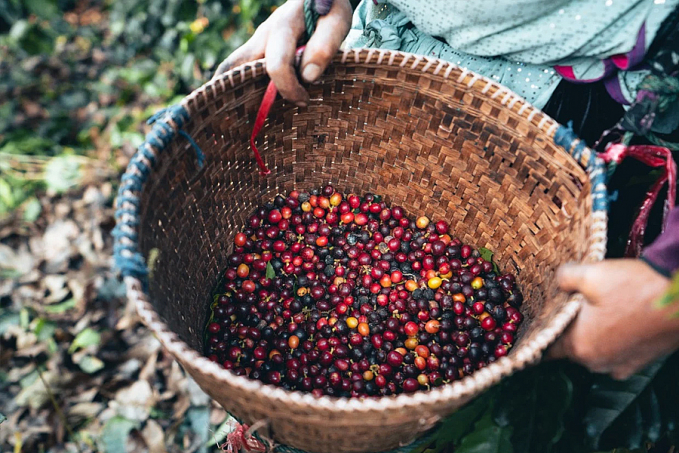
[68,327,101,353]
[416,393,491,453]
[266,261,276,279]
[583,361,664,449]
[43,297,76,314]
[186,406,210,453]
[479,247,499,273]
[415,355,679,453]
[456,410,513,453]
[0,311,21,335]
[0,0,283,218]
[99,416,139,453]
[494,364,573,452]
[43,154,82,193]
[592,358,679,450]
[655,271,679,316]
[78,355,105,374]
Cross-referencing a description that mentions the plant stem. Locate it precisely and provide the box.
[36,366,83,453]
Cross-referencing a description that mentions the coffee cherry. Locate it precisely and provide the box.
[495,345,508,358]
[481,316,497,331]
[402,378,419,392]
[236,263,250,278]
[510,311,523,323]
[416,216,430,229]
[235,233,247,247]
[404,322,419,337]
[242,280,256,293]
[431,240,446,256]
[387,351,404,367]
[358,322,370,336]
[207,187,523,396]
[425,320,440,334]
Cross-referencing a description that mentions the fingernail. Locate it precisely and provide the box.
[302,63,321,82]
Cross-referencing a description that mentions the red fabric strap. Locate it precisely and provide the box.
[601,143,677,257]
[250,46,306,176]
[250,81,278,175]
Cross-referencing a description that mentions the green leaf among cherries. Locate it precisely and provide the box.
[479,247,499,274]
[266,261,276,279]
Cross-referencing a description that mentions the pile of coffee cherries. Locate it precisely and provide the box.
[205,186,524,397]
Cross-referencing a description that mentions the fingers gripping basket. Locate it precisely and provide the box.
[114,49,608,453]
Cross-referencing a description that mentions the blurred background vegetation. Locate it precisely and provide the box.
[0,2,290,452]
[2,2,679,453]
[0,0,283,219]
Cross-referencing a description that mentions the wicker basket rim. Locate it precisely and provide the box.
[125,48,608,413]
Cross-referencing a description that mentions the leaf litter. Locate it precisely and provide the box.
[0,177,232,452]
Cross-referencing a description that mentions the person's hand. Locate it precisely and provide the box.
[548,259,679,379]
[213,0,352,107]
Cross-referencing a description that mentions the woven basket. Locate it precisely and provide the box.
[114,49,608,453]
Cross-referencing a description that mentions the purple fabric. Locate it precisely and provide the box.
[611,23,646,70]
[554,24,648,104]
[554,59,616,83]
[643,207,679,275]
[315,0,333,15]
[604,75,631,105]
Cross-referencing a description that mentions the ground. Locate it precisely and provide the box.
[0,180,236,453]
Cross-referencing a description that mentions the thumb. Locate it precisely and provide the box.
[556,262,595,293]
[300,0,352,83]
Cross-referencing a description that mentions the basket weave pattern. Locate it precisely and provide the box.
[116,49,607,453]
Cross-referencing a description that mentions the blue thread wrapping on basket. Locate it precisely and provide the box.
[139,145,157,166]
[178,130,205,167]
[113,104,193,282]
[120,173,143,192]
[116,215,140,227]
[554,121,609,213]
[111,225,138,242]
[148,106,205,168]
[114,208,138,218]
[116,194,140,208]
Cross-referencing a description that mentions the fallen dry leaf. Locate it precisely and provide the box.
[110,380,157,423]
[1,176,227,453]
[142,419,168,453]
[67,402,105,425]
[15,370,62,410]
